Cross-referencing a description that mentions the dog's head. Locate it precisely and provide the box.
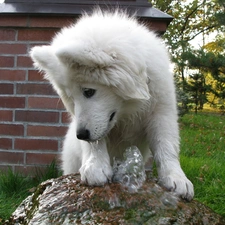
[30,11,151,141]
[71,83,123,141]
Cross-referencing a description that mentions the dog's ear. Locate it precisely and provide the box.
[30,46,65,80]
[128,83,150,100]
[30,45,69,86]
[108,67,150,100]
[30,46,56,71]
[30,45,75,115]
[116,79,150,100]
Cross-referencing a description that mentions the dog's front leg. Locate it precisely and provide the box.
[148,111,194,201]
[79,139,113,186]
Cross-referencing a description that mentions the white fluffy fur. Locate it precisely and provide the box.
[30,10,194,200]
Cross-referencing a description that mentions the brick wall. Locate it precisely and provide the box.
[0,15,77,174]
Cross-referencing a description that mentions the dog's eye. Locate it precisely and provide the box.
[82,88,96,98]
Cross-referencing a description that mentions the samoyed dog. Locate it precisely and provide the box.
[30,10,194,200]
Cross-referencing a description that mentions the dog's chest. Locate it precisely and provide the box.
[106,121,148,160]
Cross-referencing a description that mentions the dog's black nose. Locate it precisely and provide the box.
[77,128,90,140]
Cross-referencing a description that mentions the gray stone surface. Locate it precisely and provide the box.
[6,173,225,225]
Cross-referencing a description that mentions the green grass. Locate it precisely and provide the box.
[0,160,62,223]
[179,113,225,216]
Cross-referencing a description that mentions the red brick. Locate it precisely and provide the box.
[15,138,58,151]
[17,56,33,68]
[0,165,13,172]
[29,43,49,50]
[27,125,67,137]
[0,15,28,27]
[0,151,24,164]
[0,97,25,108]
[28,70,45,81]
[29,16,73,28]
[18,29,56,42]
[15,110,59,123]
[16,83,56,95]
[0,44,27,54]
[26,153,59,165]
[0,124,24,136]
[0,138,12,149]
[62,111,71,124]
[0,69,26,81]
[0,56,14,67]
[14,165,35,175]
[0,29,16,41]
[14,165,49,176]
[28,97,64,110]
[0,110,13,121]
[0,83,14,94]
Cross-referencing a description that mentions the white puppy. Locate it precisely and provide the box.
[30,10,194,200]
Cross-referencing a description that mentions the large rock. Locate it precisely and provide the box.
[6,173,225,225]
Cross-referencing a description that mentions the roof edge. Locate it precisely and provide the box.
[0,2,173,22]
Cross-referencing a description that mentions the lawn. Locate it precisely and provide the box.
[0,113,224,223]
[179,113,225,216]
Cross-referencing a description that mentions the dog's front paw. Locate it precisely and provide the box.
[79,158,113,186]
[158,173,194,201]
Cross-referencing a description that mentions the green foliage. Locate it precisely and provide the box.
[187,73,210,113]
[180,113,225,216]
[215,0,225,27]
[0,161,62,223]
[184,45,225,111]
[152,0,225,113]
[152,0,221,57]
[0,169,30,196]
[175,76,191,116]
[33,159,62,184]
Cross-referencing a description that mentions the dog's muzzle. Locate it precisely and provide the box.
[77,128,90,141]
